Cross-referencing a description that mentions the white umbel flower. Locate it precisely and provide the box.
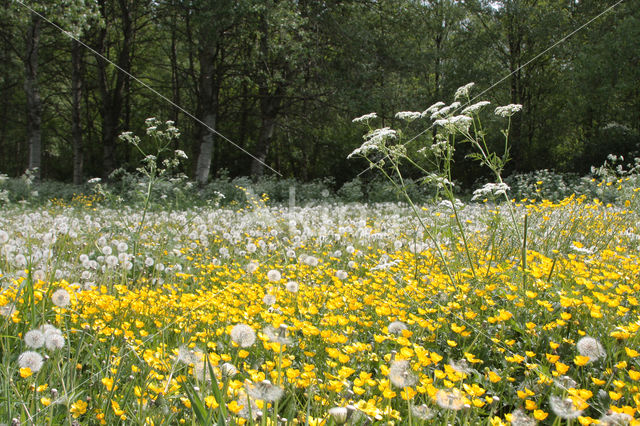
[495,104,522,117]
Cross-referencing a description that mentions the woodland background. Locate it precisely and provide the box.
[0,0,638,188]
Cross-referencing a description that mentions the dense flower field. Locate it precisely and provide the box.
[1,195,639,425]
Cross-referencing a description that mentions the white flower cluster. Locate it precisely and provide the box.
[471,182,510,201]
[494,104,522,117]
[347,127,397,158]
[352,112,377,123]
[434,115,473,133]
[394,111,422,121]
[462,101,491,115]
[454,82,475,100]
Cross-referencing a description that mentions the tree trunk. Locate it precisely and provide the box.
[71,39,84,185]
[96,0,133,179]
[24,13,42,179]
[195,48,219,185]
[251,93,281,177]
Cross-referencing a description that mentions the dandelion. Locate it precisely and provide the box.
[599,412,632,425]
[230,324,256,348]
[328,406,349,424]
[24,330,45,348]
[388,360,418,388]
[220,362,238,377]
[509,408,536,426]
[449,359,472,374]
[177,346,200,365]
[553,375,577,390]
[303,255,318,267]
[0,303,16,318]
[0,229,9,244]
[45,333,65,351]
[549,395,583,419]
[387,321,407,335]
[266,269,281,282]
[117,242,128,252]
[18,351,44,373]
[285,281,299,293]
[576,336,606,362]
[264,324,292,345]
[411,404,435,421]
[494,104,522,117]
[335,270,348,280]
[246,261,259,274]
[436,389,465,410]
[105,255,118,268]
[51,289,70,308]
[263,294,276,306]
[246,379,284,402]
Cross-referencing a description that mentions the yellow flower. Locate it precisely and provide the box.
[487,371,501,383]
[70,399,88,418]
[19,367,33,378]
[533,410,548,420]
[625,347,639,357]
[40,397,51,406]
[574,355,590,366]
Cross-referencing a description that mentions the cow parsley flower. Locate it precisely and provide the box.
[347,127,397,159]
[462,101,491,115]
[352,112,377,123]
[454,82,475,100]
[434,115,473,133]
[495,104,522,117]
[395,111,422,121]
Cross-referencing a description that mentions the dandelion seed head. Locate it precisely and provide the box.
[263,325,292,345]
[45,333,65,351]
[509,408,536,426]
[411,404,435,420]
[387,321,407,335]
[266,269,281,282]
[230,323,256,348]
[599,412,632,426]
[24,330,45,348]
[388,360,418,388]
[51,289,70,308]
[18,351,44,372]
[262,294,276,306]
[549,395,583,419]
[328,406,349,424]
[285,281,299,293]
[246,379,284,402]
[436,389,465,410]
[576,336,606,362]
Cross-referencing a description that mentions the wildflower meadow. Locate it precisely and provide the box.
[2,88,640,425]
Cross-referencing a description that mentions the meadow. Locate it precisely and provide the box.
[1,186,639,425]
